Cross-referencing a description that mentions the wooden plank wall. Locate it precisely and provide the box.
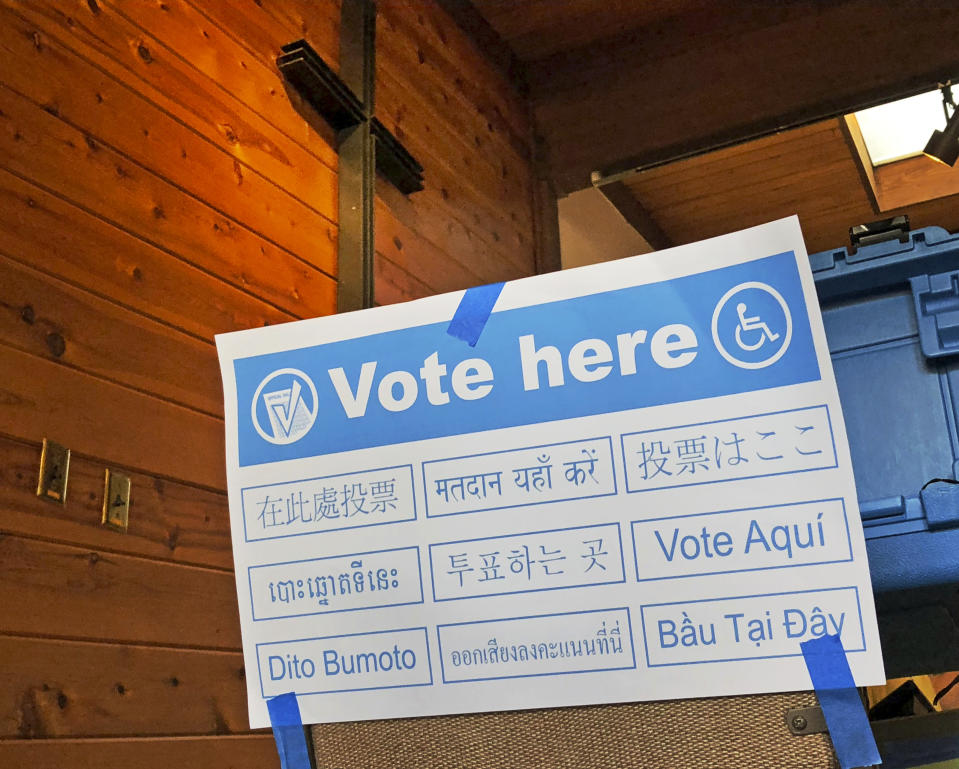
[375,0,536,299]
[0,1,536,766]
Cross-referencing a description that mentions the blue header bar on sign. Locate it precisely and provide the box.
[234,251,820,467]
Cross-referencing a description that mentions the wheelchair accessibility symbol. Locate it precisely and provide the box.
[711,281,792,369]
[735,301,779,350]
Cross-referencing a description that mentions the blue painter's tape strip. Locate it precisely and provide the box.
[268,692,312,769]
[801,634,881,769]
[447,282,505,347]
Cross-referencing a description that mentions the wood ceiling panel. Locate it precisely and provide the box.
[470,0,702,61]
[623,119,959,256]
[525,1,959,193]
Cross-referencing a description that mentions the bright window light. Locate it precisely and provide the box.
[854,90,948,166]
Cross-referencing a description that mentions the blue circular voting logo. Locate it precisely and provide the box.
[251,368,319,445]
[711,281,792,370]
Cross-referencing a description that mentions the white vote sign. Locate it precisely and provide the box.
[216,217,884,728]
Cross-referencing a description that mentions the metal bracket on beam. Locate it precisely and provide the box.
[277,39,423,196]
[277,40,365,131]
[786,706,828,736]
[372,117,424,195]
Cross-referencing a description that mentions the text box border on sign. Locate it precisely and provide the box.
[639,586,866,668]
[631,496,853,582]
[428,521,626,602]
[422,435,618,518]
[255,626,434,698]
[619,404,839,494]
[436,607,637,684]
[247,546,425,622]
[240,463,418,542]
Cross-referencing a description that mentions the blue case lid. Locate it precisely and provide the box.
[809,226,959,592]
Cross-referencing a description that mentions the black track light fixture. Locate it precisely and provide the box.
[923,82,959,167]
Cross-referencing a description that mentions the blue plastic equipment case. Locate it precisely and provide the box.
[810,223,959,676]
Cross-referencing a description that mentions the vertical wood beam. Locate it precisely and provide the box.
[532,176,562,273]
[532,136,562,273]
[595,180,672,251]
[840,114,881,215]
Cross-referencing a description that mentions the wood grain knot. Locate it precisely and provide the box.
[45,332,65,358]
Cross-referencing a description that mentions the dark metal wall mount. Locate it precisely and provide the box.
[370,117,424,196]
[276,39,424,195]
[277,41,364,130]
